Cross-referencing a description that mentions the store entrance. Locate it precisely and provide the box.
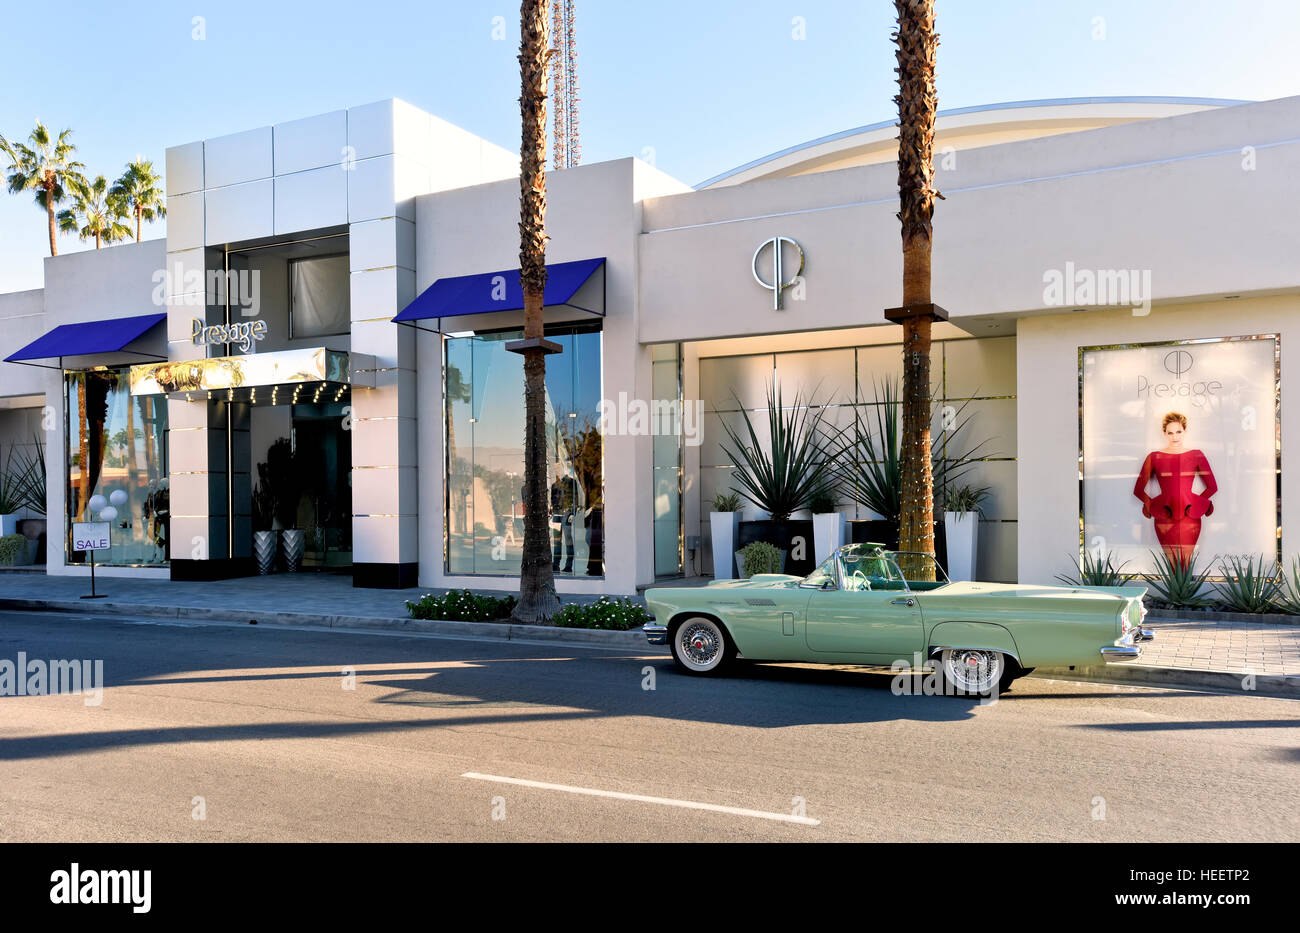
[249,392,352,573]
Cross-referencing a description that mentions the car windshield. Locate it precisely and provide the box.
[887,551,951,589]
[799,545,952,592]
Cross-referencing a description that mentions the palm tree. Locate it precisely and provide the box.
[887,0,945,578]
[56,175,133,249]
[508,0,562,623]
[0,122,86,256]
[110,158,167,241]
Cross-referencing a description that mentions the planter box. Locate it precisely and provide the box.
[848,518,948,573]
[812,512,846,565]
[0,514,17,538]
[709,511,742,580]
[737,519,816,577]
[944,511,979,582]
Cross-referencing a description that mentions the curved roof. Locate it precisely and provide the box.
[697,96,1250,189]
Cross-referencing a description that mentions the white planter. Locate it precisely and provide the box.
[710,511,742,580]
[944,511,979,582]
[812,512,846,565]
[0,513,17,537]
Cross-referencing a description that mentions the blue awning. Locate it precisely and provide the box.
[393,257,605,325]
[5,312,167,363]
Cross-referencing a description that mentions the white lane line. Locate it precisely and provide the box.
[461,772,820,826]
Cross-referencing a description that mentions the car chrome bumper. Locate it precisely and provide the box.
[1101,628,1153,662]
[644,624,668,645]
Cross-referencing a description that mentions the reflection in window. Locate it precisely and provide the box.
[445,323,602,576]
[66,370,169,565]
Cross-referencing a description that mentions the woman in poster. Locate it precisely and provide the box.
[1133,411,1218,566]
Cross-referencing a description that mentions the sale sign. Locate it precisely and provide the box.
[72,522,111,552]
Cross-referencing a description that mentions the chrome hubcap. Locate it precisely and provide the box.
[679,621,723,669]
[943,649,1001,693]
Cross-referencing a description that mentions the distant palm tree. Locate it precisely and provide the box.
[509,0,562,623]
[110,158,167,241]
[57,175,133,249]
[0,122,87,256]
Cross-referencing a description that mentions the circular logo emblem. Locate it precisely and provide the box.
[1163,349,1193,378]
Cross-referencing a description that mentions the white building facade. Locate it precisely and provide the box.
[1,95,1295,594]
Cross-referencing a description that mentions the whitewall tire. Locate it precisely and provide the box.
[937,648,1009,697]
[671,617,735,675]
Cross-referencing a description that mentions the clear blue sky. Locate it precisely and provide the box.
[2,0,1298,292]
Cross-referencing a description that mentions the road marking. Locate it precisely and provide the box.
[461,772,820,826]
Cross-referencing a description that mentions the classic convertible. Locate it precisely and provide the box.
[643,543,1153,696]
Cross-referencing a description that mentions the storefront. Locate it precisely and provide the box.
[1,95,1296,592]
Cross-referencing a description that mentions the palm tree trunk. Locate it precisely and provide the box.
[46,179,58,256]
[510,0,561,622]
[136,206,142,242]
[893,0,941,575]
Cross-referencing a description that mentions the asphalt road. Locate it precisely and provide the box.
[1,610,1297,842]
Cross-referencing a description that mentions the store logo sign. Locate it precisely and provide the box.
[1163,350,1193,378]
[752,236,804,311]
[192,317,267,352]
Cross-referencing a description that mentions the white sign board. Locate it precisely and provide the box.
[72,522,111,552]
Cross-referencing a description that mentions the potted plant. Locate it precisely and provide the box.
[13,437,47,565]
[824,379,993,571]
[251,472,277,575]
[942,483,989,581]
[737,540,784,578]
[720,381,833,577]
[709,490,743,580]
[262,437,304,572]
[810,487,845,565]
[0,445,28,538]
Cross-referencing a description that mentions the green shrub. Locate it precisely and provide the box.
[1055,550,1133,587]
[0,533,25,566]
[1145,550,1213,609]
[739,540,783,577]
[553,597,652,631]
[808,487,838,514]
[1214,555,1281,614]
[405,589,517,622]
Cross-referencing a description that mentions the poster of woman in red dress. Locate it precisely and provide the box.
[1132,411,1218,567]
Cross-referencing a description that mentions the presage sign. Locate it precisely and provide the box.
[192,317,267,352]
[71,522,110,552]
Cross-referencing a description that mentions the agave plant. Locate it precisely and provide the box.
[719,381,833,521]
[824,378,995,521]
[1145,549,1212,609]
[1055,549,1134,587]
[1278,557,1300,616]
[1214,554,1282,614]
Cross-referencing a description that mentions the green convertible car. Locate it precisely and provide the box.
[643,543,1153,696]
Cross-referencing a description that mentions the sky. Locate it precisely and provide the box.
[2,0,1298,292]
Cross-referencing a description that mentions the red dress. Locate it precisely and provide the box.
[1133,449,1218,564]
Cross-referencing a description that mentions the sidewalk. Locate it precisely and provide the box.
[0,571,1297,695]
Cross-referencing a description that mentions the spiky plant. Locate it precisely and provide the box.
[109,158,167,241]
[0,122,87,256]
[1214,555,1282,614]
[1056,550,1134,587]
[57,175,132,248]
[1145,549,1212,609]
[1277,557,1300,616]
[718,381,834,521]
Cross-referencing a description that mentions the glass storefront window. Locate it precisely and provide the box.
[66,370,169,566]
[445,323,603,576]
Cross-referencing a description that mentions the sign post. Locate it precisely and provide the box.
[72,521,111,599]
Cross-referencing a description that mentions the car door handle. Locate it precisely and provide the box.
[890,597,915,607]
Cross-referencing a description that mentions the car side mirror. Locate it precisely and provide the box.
[821,579,836,590]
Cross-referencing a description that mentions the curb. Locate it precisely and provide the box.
[1146,608,1300,626]
[0,597,653,650]
[3,597,1295,695]
[1032,664,1300,698]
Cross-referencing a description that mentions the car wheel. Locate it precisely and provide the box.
[671,617,735,675]
[937,648,1008,697]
